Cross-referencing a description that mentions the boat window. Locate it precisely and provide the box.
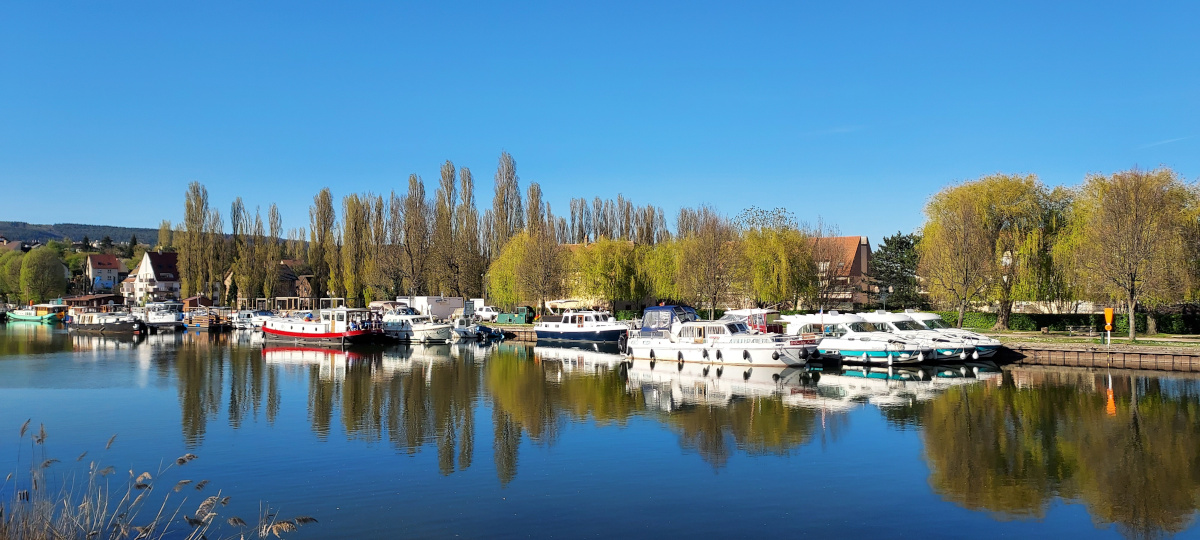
[726,323,741,334]
[563,316,573,324]
[764,313,780,324]
[642,310,673,329]
[336,313,345,322]
[584,315,594,323]
[922,318,949,329]
[707,326,725,335]
[893,321,924,331]
[847,322,878,332]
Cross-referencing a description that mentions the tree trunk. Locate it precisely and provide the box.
[1147,312,1157,336]
[957,302,966,328]
[993,298,1012,331]
[1127,295,1136,341]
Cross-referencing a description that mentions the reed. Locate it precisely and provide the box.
[1,421,317,540]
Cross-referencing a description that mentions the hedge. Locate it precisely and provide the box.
[932,311,1178,334]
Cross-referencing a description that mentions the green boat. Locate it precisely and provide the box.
[7,304,68,323]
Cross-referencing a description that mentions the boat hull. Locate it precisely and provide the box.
[69,320,145,334]
[263,326,384,344]
[535,327,627,343]
[384,325,453,343]
[7,312,61,323]
[626,337,812,368]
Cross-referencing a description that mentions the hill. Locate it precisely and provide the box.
[0,221,160,244]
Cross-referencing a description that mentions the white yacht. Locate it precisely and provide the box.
[904,310,1002,358]
[382,307,453,343]
[450,316,484,341]
[626,305,816,368]
[262,306,385,344]
[139,301,185,331]
[534,310,628,343]
[780,312,931,364]
[858,311,980,360]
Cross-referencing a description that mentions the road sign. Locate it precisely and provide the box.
[1104,308,1114,324]
[1105,323,1112,331]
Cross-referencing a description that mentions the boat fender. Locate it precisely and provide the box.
[716,350,723,362]
[649,349,655,359]
[972,350,980,360]
[743,350,751,362]
[861,352,869,362]
[702,349,709,360]
[743,369,752,380]
[649,359,656,370]
[799,348,808,359]
[959,351,967,360]
[702,366,709,376]
[771,351,780,361]
[678,351,684,362]
[772,373,780,382]
[677,361,684,372]
[716,366,723,378]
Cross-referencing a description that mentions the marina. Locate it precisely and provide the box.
[2,323,1199,538]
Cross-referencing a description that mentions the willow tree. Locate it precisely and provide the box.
[736,207,811,308]
[574,238,637,312]
[677,207,741,319]
[1057,168,1195,340]
[973,174,1046,329]
[919,184,993,327]
[487,232,526,310]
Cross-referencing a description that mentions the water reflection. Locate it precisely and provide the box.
[923,368,1200,538]
[8,321,1200,538]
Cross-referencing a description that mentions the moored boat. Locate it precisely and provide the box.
[904,310,1002,357]
[8,303,68,323]
[858,310,979,360]
[263,306,385,345]
[626,305,815,368]
[137,301,186,332]
[382,307,453,343]
[68,307,145,334]
[781,312,931,364]
[534,310,628,343]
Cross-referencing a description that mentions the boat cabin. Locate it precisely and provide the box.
[638,305,699,337]
[721,309,784,333]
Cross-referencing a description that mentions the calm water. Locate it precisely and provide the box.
[2,323,1200,539]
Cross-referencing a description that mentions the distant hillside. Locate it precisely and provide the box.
[0,222,160,244]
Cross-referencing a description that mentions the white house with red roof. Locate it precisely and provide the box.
[85,254,127,292]
[122,251,180,303]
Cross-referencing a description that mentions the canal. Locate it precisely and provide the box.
[1,323,1199,538]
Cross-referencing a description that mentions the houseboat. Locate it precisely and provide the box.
[68,307,145,334]
[382,307,453,343]
[534,310,628,343]
[780,312,931,364]
[626,305,816,368]
[858,311,978,360]
[263,306,385,345]
[7,303,69,323]
[183,308,231,332]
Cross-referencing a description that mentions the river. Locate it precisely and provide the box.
[1,323,1198,538]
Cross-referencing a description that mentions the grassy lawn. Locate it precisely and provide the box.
[975,330,1200,348]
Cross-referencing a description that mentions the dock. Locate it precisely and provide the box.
[492,325,537,342]
[1003,343,1200,373]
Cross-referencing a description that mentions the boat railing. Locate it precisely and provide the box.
[637,329,672,340]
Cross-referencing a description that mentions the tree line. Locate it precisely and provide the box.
[172,152,860,313]
[917,167,1198,338]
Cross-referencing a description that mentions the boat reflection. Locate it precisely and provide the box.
[70,332,144,352]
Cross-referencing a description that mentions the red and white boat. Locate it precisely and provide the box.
[262,306,385,345]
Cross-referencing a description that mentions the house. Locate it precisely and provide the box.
[809,236,872,309]
[85,254,126,292]
[122,251,180,303]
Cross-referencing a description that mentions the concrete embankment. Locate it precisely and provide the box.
[1003,342,1200,372]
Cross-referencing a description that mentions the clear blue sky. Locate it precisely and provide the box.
[2,1,1197,247]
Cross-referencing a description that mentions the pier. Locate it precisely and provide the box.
[1003,343,1200,373]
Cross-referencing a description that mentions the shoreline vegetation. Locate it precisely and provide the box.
[1,421,315,540]
[2,156,1196,344]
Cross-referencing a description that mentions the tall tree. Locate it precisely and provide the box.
[309,188,337,299]
[525,182,544,234]
[181,182,210,297]
[518,228,566,315]
[489,152,523,257]
[0,251,23,302]
[974,174,1046,329]
[736,207,811,308]
[1058,167,1195,340]
[157,220,173,250]
[263,203,283,300]
[341,194,370,305]
[400,175,431,295]
[869,232,924,309]
[431,161,458,296]
[455,167,485,297]
[573,238,636,312]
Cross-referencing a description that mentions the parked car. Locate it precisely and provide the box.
[475,305,500,322]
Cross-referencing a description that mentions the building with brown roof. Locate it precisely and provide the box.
[809,236,871,309]
[122,251,180,303]
[85,254,127,292]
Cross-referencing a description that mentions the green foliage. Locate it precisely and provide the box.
[870,232,924,308]
[488,233,527,310]
[573,238,638,311]
[0,251,23,301]
[20,248,67,303]
[0,221,158,245]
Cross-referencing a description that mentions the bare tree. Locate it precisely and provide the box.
[518,228,566,315]
[400,175,431,295]
[919,189,993,327]
[489,152,524,257]
[677,206,741,319]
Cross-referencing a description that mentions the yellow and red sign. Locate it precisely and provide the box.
[1104,308,1114,332]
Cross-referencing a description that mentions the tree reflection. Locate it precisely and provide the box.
[923,369,1200,538]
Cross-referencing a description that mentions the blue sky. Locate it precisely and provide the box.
[2,1,1197,246]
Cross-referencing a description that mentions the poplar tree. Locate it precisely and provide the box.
[431,161,458,295]
[489,152,523,257]
[309,188,336,299]
[400,175,431,295]
[181,182,210,297]
[455,167,485,297]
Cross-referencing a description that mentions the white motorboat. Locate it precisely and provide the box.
[626,305,816,368]
[858,311,980,360]
[382,307,453,343]
[450,316,484,341]
[139,301,185,331]
[904,310,1002,358]
[229,309,273,330]
[780,312,931,364]
[534,310,628,343]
